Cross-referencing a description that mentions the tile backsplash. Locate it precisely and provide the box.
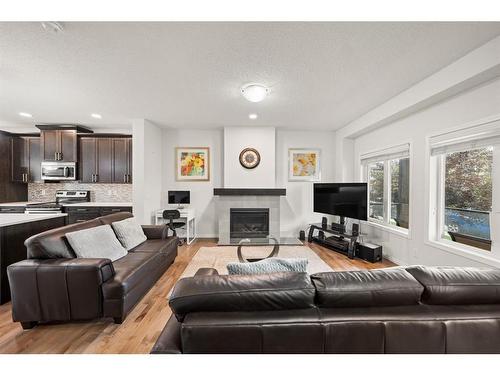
[28,182,133,202]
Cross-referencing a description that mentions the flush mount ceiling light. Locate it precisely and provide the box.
[241,83,269,103]
[19,112,33,118]
[91,113,102,119]
[248,113,258,120]
[41,22,64,33]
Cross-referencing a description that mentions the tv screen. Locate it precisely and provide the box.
[168,190,190,204]
[313,183,367,221]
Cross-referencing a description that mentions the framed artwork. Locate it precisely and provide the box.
[176,147,210,181]
[288,148,321,181]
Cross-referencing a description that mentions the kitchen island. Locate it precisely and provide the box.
[0,213,67,304]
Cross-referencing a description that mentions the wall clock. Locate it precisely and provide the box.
[239,148,261,169]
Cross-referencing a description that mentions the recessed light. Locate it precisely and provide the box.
[91,113,102,119]
[241,83,269,103]
[249,113,258,120]
[19,112,32,118]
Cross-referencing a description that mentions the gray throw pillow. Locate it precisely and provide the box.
[66,224,127,262]
[111,217,147,251]
[227,258,308,275]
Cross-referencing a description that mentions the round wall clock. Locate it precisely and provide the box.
[239,148,261,169]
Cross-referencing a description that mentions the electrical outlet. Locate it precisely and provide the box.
[41,189,46,196]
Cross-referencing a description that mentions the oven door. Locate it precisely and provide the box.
[41,162,76,181]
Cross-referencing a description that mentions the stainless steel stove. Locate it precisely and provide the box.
[25,190,91,214]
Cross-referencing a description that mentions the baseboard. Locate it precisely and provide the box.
[383,253,407,266]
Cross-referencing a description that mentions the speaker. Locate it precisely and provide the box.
[318,231,325,240]
[299,230,305,241]
[321,217,328,229]
[352,223,359,236]
[357,242,382,263]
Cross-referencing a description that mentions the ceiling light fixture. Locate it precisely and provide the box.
[19,112,33,118]
[91,113,102,119]
[248,113,258,120]
[241,83,269,103]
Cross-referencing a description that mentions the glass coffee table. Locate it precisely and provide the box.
[231,236,303,263]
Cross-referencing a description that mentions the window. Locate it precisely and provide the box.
[430,118,499,253]
[362,144,410,232]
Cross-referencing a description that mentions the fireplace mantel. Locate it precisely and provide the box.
[213,188,286,196]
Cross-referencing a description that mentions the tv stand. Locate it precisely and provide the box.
[330,216,346,234]
[307,223,358,259]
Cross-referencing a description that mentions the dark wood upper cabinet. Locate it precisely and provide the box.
[11,136,42,183]
[41,130,77,162]
[78,136,132,184]
[97,138,113,183]
[79,137,97,183]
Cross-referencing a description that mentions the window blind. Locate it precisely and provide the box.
[360,143,410,165]
[430,118,500,156]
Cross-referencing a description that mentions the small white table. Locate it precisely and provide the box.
[154,208,196,245]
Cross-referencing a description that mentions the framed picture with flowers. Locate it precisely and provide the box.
[288,148,321,181]
[176,147,210,181]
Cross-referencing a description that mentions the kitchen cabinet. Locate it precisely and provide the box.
[65,206,132,224]
[41,130,77,162]
[11,136,41,183]
[79,136,132,184]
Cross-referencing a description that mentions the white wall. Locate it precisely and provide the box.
[133,119,163,224]
[224,127,276,188]
[161,128,223,237]
[277,130,337,236]
[159,127,336,237]
[352,77,500,268]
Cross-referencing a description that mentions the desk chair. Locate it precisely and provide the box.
[162,210,185,245]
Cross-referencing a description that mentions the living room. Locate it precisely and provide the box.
[1,0,500,372]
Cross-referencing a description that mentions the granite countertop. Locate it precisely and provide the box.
[0,213,68,228]
[0,202,41,207]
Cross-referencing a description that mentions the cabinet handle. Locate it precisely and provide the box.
[59,152,63,160]
[95,174,98,182]
[91,174,95,183]
[123,174,126,183]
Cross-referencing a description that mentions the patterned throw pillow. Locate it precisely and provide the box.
[111,217,147,251]
[227,258,308,275]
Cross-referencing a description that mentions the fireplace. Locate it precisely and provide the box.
[230,208,270,238]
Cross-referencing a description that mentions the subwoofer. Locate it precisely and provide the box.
[357,242,382,263]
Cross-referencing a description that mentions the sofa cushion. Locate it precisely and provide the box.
[24,218,102,259]
[99,212,134,225]
[102,251,161,299]
[406,265,500,305]
[66,224,127,262]
[111,217,147,251]
[130,237,178,255]
[227,258,308,275]
[169,272,316,321]
[311,268,424,308]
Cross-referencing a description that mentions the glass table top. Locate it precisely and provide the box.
[217,236,303,246]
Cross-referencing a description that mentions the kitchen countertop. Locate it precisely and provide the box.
[62,202,132,207]
[0,213,68,228]
[0,202,132,207]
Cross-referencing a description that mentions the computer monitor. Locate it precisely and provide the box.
[168,190,190,208]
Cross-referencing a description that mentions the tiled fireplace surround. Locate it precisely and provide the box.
[217,195,281,244]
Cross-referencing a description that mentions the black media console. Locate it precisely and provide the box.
[307,223,359,259]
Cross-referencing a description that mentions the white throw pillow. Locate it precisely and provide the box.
[66,224,127,262]
[111,217,147,251]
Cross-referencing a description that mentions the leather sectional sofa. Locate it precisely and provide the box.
[7,212,177,329]
[152,265,500,354]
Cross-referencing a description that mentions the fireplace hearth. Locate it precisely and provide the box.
[230,208,270,238]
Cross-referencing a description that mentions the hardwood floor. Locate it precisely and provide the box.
[0,239,394,354]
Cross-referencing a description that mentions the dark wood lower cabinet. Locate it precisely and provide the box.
[65,206,132,224]
[0,216,66,304]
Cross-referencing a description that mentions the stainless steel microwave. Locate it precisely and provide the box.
[41,162,77,181]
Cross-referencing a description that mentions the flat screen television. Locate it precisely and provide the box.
[168,190,190,205]
[313,183,367,221]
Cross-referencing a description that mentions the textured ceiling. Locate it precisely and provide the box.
[1,22,500,131]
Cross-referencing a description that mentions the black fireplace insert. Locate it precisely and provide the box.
[230,208,270,238]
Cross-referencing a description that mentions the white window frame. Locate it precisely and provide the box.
[361,143,411,238]
[427,114,500,264]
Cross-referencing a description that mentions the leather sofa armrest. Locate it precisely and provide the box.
[151,314,183,354]
[194,268,219,277]
[142,225,170,240]
[7,258,115,325]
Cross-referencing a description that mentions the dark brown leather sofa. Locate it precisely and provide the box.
[152,266,500,354]
[7,212,177,329]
